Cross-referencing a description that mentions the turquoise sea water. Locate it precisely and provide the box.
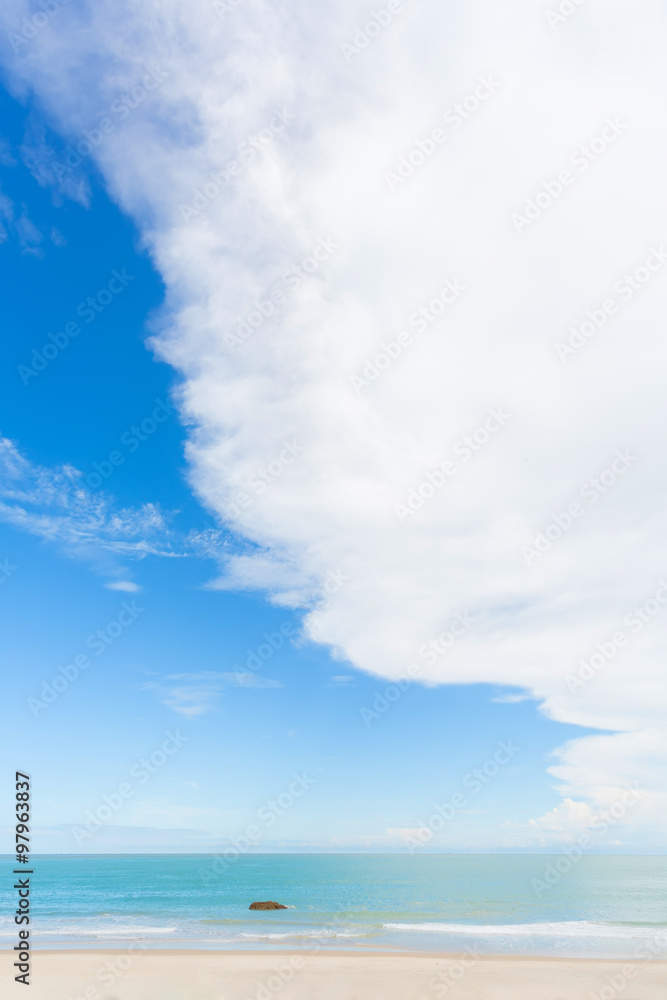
[2,854,667,957]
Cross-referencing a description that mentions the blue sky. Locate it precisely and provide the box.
[0,82,594,853]
[0,0,665,854]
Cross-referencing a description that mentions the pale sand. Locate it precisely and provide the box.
[3,950,666,1000]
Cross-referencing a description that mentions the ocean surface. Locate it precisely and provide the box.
[2,854,667,957]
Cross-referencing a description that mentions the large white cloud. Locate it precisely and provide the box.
[2,0,667,841]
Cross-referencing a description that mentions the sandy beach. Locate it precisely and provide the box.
[4,950,666,999]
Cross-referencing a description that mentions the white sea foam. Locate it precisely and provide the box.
[31,925,178,938]
[384,921,666,939]
[239,928,363,940]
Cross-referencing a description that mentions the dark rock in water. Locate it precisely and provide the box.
[249,900,288,910]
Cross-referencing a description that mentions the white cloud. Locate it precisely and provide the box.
[2,0,667,841]
[221,671,282,688]
[0,436,176,570]
[141,673,225,718]
[491,693,534,704]
[14,211,43,254]
[105,580,142,592]
[0,184,14,239]
[19,117,91,207]
[141,668,282,716]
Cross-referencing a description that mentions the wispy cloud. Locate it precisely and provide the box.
[50,225,66,246]
[20,118,90,207]
[141,673,226,718]
[221,671,282,688]
[0,436,178,569]
[141,668,282,717]
[14,211,43,255]
[0,181,49,255]
[0,183,13,244]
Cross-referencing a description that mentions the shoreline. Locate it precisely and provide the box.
[10,940,667,957]
[15,946,667,960]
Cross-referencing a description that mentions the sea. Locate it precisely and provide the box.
[2,854,666,957]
